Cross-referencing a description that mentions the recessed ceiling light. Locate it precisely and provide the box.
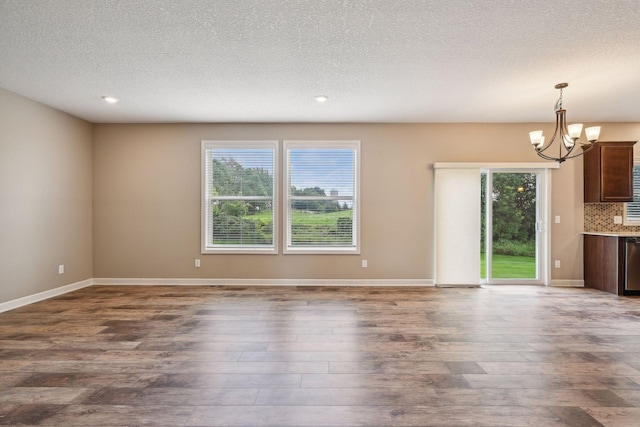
[314,95,328,103]
[102,96,119,104]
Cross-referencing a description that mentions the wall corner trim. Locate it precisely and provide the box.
[0,279,93,313]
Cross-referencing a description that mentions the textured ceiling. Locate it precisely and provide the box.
[1,0,639,123]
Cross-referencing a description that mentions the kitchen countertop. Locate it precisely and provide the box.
[582,231,640,237]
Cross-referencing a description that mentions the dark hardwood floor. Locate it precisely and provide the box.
[1,285,640,426]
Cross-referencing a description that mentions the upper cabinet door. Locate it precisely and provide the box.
[584,141,636,203]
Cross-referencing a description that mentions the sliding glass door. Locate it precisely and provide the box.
[481,170,546,284]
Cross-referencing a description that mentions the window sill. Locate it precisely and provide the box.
[201,248,277,255]
[283,247,360,255]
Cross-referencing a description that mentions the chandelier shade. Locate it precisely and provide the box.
[529,83,601,163]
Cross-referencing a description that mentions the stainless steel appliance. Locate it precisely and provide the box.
[626,238,640,291]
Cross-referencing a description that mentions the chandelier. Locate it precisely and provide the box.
[529,83,601,163]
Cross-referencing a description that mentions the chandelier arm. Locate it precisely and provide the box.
[536,110,563,154]
[559,123,565,159]
[560,128,577,156]
[576,141,597,147]
[535,141,596,162]
[559,111,576,152]
[535,150,567,163]
[560,143,597,160]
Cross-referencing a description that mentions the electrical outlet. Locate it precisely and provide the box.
[195,259,201,268]
[554,260,561,269]
[361,260,368,268]
[58,264,64,274]
[614,216,623,224]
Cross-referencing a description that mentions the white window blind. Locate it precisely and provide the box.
[283,141,360,253]
[625,165,640,224]
[201,141,277,253]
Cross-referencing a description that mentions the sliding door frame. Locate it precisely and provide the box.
[434,162,558,287]
[482,168,551,286]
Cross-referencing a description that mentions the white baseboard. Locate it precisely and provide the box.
[4,278,590,313]
[435,284,481,288]
[93,278,435,287]
[549,279,584,287]
[0,278,93,313]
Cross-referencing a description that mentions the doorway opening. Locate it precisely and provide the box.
[481,169,548,285]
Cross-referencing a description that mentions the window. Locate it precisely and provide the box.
[283,141,360,253]
[201,141,277,253]
[624,164,640,225]
[201,140,360,254]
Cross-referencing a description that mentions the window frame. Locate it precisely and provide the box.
[623,160,640,226]
[282,140,361,254]
[201,140,279,254]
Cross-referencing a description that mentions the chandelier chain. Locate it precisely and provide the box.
[554,87,563,111]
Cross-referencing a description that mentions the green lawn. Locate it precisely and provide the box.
[245,209,353,245]
[250,210,274,223]
[292,210,351,225]
[480,253,536,279]
[251,210,351,223]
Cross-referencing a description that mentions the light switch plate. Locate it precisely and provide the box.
[614,216,623,224]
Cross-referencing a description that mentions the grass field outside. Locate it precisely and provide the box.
[251,209,351,223]
[237,209,353,245]
[481,252,536,279]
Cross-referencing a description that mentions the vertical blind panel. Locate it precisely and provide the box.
[628,165,640,220]
[434,168,481,286]
[205,146,275,248]
[286,147,357,248]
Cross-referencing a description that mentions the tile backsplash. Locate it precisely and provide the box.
[584,203,640,232]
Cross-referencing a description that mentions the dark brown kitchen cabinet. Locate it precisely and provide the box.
[583,234,625,295]
[584,141,636,202]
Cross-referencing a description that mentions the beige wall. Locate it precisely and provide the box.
[0,88,93,303]
[2,84,637,295]
[93,122,640,282]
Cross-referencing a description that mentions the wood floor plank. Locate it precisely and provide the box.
[0,387,86,404]
[186,405,574,426]
[1,284,640,425]
[42,404,194,426]
[585,407,640,426]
